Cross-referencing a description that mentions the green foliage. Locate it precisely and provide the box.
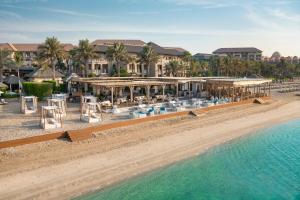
[23,82,53,100]
[110,67,129,77]
[1,92,19,98]
[88,73,97,77]
[42,80,66,93]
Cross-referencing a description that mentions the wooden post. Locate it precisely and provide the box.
[269,83,271,96]
[188,82,191,99]
[176,82,179,97]
[130,86,134,102]
[146,85,150,103]
[162,84,166,101]
[111,87,114,106]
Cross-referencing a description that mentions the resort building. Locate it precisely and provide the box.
[0,43,73,80]
[0,43,74,67]
[213,47,262,61]
[88,40,186,77]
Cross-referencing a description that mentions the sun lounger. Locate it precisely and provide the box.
[0,99,8,105]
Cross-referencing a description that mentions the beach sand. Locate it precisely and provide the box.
[0,94,299,200]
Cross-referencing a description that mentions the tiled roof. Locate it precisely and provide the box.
[94,42,185,56]
[0,43,15,51]
[92,40,146,46]
[1,43,74,52]
[12,44,39,52]
[164,47,187,52]
[213,47,262,54]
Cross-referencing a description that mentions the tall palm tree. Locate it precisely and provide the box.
[37,37,65,80]
[138,44,158,77]
[182,51,192,77]
[14,52,23,93]
[106,43,128,77]
[165,61,183,77]
[73,39,98,77]
[0,49,13,83]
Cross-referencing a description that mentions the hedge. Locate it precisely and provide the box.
[23,82,53,100]
[43,80,67,93]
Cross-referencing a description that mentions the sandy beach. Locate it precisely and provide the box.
[0,93,299,200]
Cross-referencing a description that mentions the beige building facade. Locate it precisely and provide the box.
[88,40,186,77]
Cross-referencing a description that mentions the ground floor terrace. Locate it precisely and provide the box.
[70,77,272,106]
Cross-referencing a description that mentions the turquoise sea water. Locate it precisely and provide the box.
[78,119,300,200]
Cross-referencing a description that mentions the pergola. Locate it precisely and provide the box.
[206,78,272,100]
[70,77,272,104]
[90,80,175,105]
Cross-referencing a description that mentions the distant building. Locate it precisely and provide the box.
[193,53,227,61]
[266,51,299,64]
[213,47,262,61]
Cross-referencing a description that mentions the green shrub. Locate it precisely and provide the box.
[43,80,58,92]
[23,82,53,100]
[1,92,19,98]
[88,73,97,77]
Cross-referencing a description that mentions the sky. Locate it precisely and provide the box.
[0,0,300,56]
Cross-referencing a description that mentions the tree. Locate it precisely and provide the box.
[182,51,192,76]
[14,52,23,93]
[165,61,183,77]
[0,49,13,83]
[106,43,128,77]
[73,39,98,77]
[37,37,65,80]
[138,44,159,77]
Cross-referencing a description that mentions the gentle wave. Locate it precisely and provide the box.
[77,119,300,200]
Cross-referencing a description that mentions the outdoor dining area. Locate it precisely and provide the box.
[4,77,272,131]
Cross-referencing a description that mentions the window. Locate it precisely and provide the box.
[137,65,142,73]
[102,64,108,73]
[88,64,92,70]
[130,64,135,72]
[95,64,101,70]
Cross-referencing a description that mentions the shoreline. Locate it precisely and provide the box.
[0,98,299,200]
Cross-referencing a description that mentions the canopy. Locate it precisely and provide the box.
[4,75,24,85]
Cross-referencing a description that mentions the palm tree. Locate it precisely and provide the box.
[165,61,183,77]
[73,39,98,77]
[0,49,13,83]
[182,51,192,76]
[14,52,23,93]
[37,37,65,80]
[138,44,158,77]
[106,43,128,77]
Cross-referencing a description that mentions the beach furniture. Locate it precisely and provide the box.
[0,98,8,105]
[21,96,38,114]
[48,98,67,117]
[160,106,167,114]
[80,102,103,123]
[112,105,121,114]
[40,106,62,129]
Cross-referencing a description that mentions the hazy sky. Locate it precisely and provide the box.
[0,0,300,56]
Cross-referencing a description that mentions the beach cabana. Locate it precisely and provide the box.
[80,102,103,123]
[21,96,38,114]
[47,98,67,117]
[4,75,24,92]
[40,106,62,129]
[26,67,63,83]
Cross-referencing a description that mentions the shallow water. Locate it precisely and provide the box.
[77,119,300,200]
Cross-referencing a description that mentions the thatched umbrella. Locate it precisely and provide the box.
[4,75,24,92]
[0,82,8,90]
